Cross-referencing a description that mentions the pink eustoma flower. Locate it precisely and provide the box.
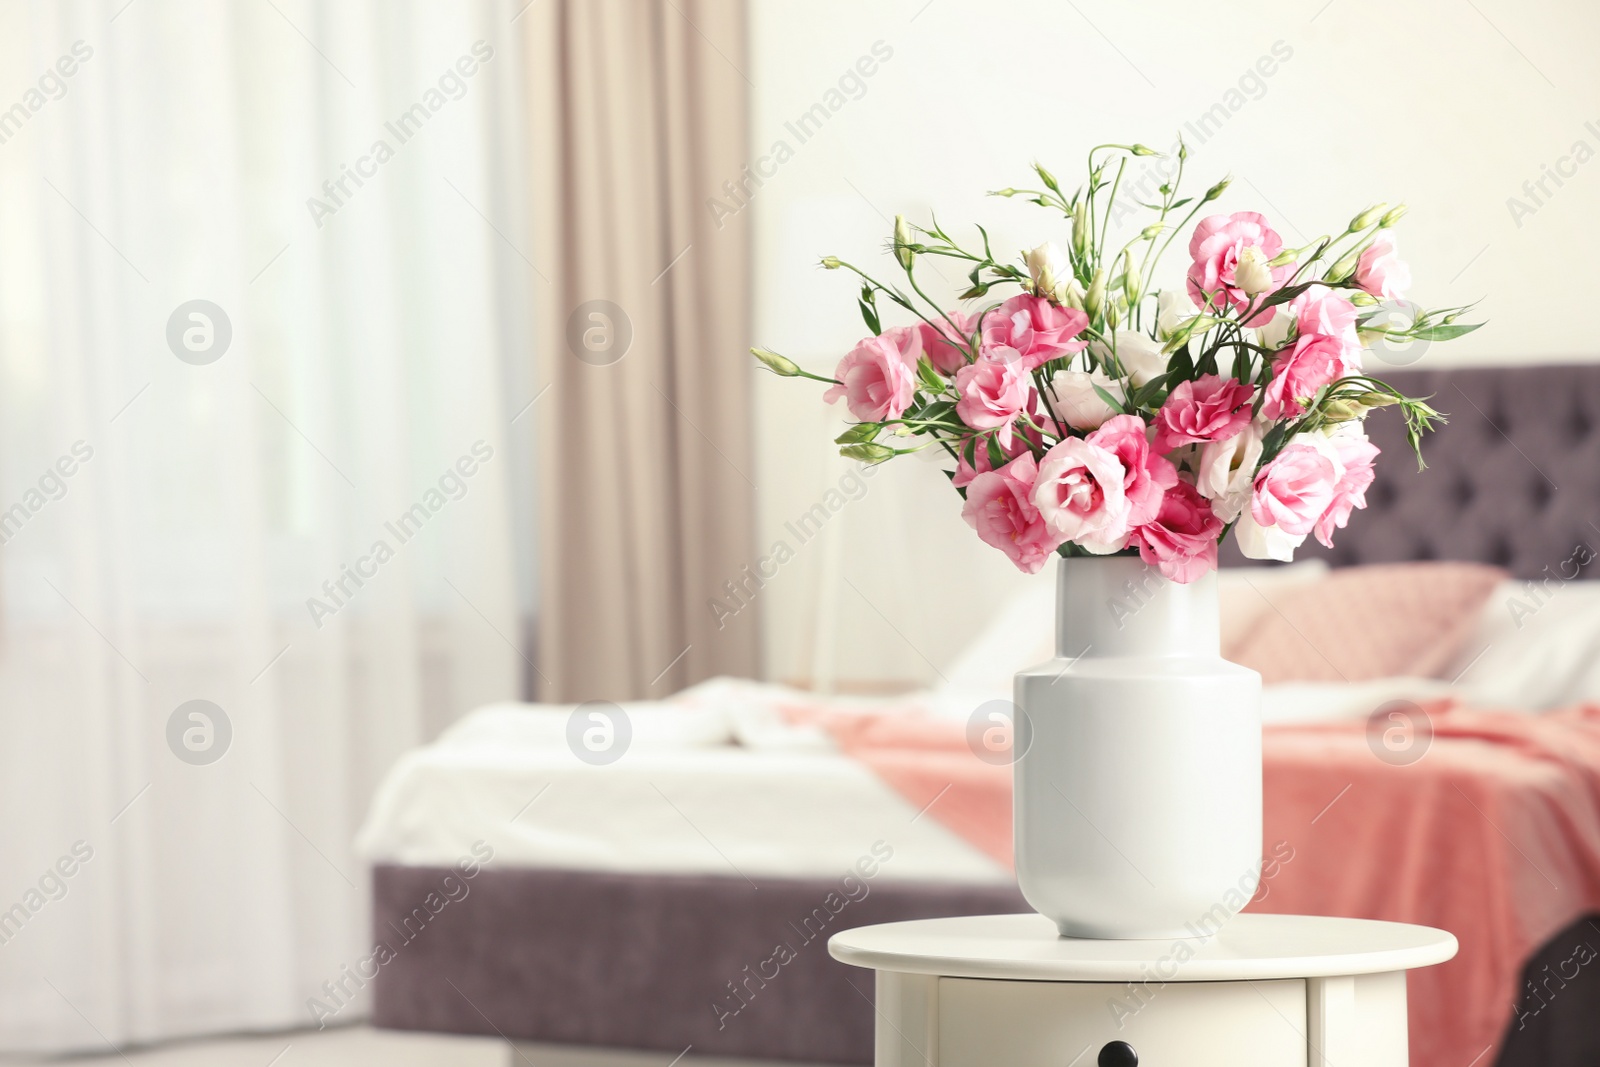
[823,327,920,422]
[1131,480,1224,584]
[1186,212,1290,326]
[1086,414,1178,528]
[1250,443,1339,537]
[961,453,1063,574]
[1315,431,1380,548]
[1353,232,1411,302]
[1288,284,1359,343]
[1031,437,1132,553]
[979,294,1089,371]
[954,348,1029,449]
[1261,333,1351,421]
[918,310,977,374]
[1151,375,1256,453]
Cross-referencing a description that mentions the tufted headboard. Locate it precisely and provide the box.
[1219,363,1600,579]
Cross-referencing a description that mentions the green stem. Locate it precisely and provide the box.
[1099,158,1126,255]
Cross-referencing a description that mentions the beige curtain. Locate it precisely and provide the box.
[525,0,759,700]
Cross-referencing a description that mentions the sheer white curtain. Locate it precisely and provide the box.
[0,0,530,1052]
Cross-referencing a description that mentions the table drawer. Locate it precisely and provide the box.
[938,976,1307,1067]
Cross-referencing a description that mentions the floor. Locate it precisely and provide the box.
[2,1027,503,1066]
[1,1028,814,1067]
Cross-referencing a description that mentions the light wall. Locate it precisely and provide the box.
[747,0,1600,689]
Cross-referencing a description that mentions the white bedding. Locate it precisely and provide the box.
[358,573,1600,878]
[355,685,1009,882]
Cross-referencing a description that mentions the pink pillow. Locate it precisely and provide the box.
[1223,562,1507,684]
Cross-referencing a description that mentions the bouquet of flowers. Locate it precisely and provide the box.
[752,141,1479,582]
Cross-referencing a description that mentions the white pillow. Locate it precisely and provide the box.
[1445,578,1600,710]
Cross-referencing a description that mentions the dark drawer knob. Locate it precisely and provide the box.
[1097,1041,1137,1067]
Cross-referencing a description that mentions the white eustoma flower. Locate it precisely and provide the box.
[1156,289,1197,341]
[1091,330,1168,388]
[1258,309,1294,352]
[1196,417,1267,523]
[1047,368,1124,431]
[1233,508,1303,562]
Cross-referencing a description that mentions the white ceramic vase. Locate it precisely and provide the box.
[1013,555,1262,939]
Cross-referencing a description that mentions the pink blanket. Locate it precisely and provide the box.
[794,699,1600,1067]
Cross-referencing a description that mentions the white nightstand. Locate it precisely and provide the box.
[829,913,1457,1067]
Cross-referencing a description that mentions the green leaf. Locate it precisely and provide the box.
[975,223,996,263]
[1091,382,1127,416]
[985,435,1006,470]
[1411,322,1483,342]
[944,467,968,500]
[858,285,881,335]
[834,423,882,445]
[1165,345,1195,387]
[979,435,1004,470]
[1130,377,1169,411]
[1257,422,1292,465]
[1251,280,1320,315]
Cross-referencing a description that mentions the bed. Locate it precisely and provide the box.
[359,364,1600,1067]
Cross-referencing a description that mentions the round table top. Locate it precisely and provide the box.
[828,913,1457,982]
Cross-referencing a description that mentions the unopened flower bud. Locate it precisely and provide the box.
[1130,143,1159,157]
[993,188,1018,197]
[1057,278,1086,310]
[820,256,842,269]
[1203,175,1232,202]
[1085,269,1107,321]
[1140,222,1165,240]
[1321,399,1362,422]
[1267,247,1298,268]
[893,215,914,271]
[1110,293,1128,327]
[1379,204,1408,228]
[1163,314,1217,352]
[1123,262,1143,305]
[1349,291,1378,306]
[1071,202,1088,258]
[1326,246,1363,283]
[1034,162,1060,192]
[840,442,895,464]
[1348,203,1388,232]
[1025,242,1068,298]
[750,347,801,376]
